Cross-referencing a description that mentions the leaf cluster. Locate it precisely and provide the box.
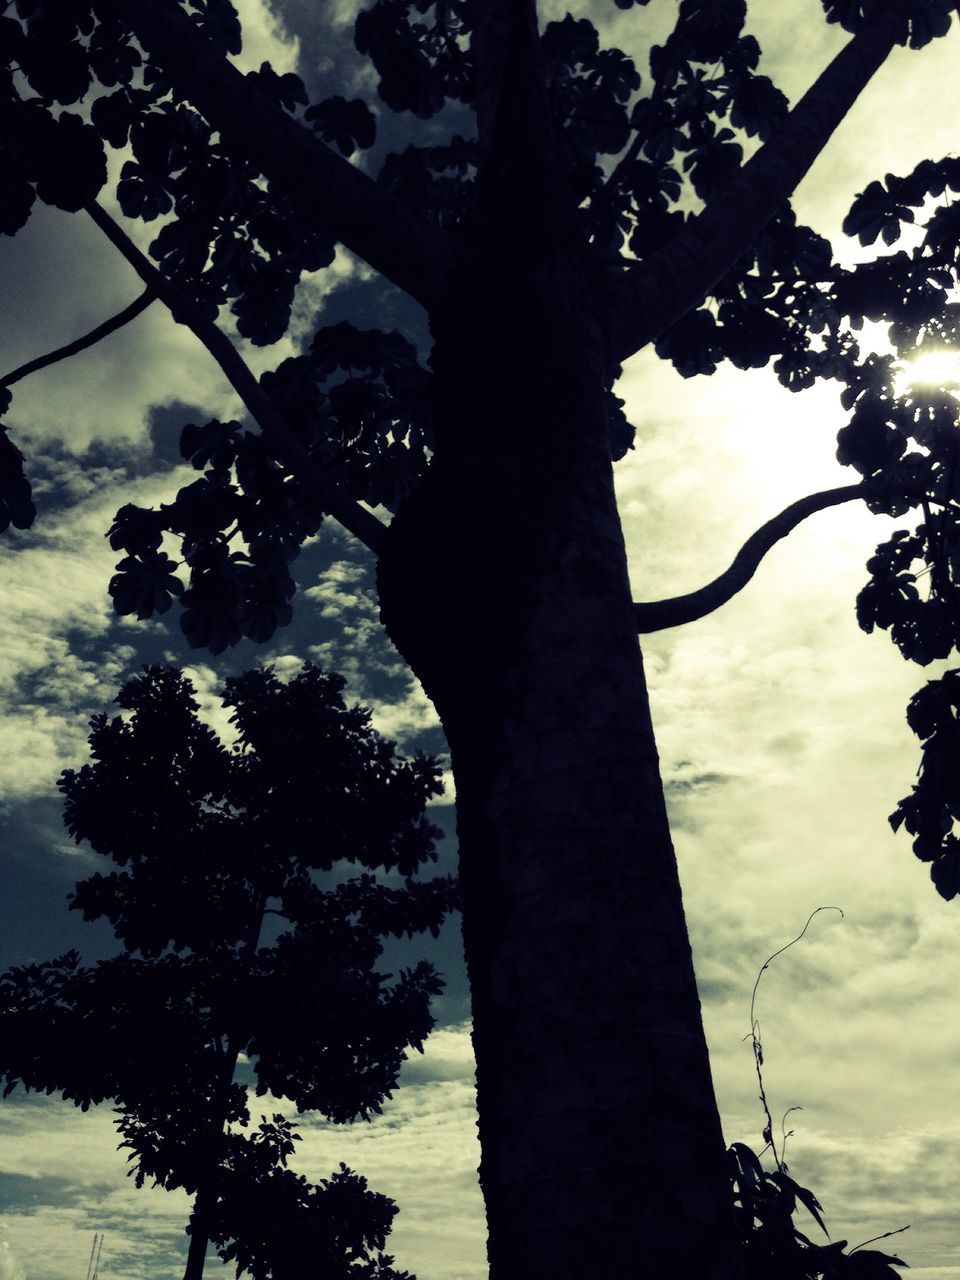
[0,663,456,1276]
[821,0,954,49]
[729,1143,906,1279]
[106,323,433,653]
[891,669,960,899]
[0,0,381,345]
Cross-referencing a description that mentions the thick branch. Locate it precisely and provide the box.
[0,289,155,390]
[80,197,388,554]
[634,483,872,632]
[118,0,452,311]
[609,0,916,364]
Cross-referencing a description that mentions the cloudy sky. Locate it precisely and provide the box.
[2,2,960,1279]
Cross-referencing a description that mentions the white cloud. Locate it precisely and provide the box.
[0,1240,25,1280]
[615,325,960,1274]
[232,0,301,76]
[0,471,179,799]
[0,1023,485,1280]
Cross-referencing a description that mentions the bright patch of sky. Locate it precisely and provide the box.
[3,1,960,1279]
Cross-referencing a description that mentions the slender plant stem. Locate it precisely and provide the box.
[0,289,156,390]
[748,907,843,1170]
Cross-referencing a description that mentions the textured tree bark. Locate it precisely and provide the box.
[374,8,744,1274]
[378,229,744,1276]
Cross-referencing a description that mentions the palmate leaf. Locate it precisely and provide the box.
[90,87,153,149]
[0,167,35,236]
[655,308,720,376]
[12,105,108,213]
[305,96,377,157]
[187,0,242,57]
[822,0,954,45]
[245,62,308,113]
[180,419,243,472]
[842,178,916,248]
[109,550,183,619]
[674,0,747,63]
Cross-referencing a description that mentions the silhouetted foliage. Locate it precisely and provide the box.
[0,664,455,1279]
[2,0,960,1274]
[727,911,909,1279]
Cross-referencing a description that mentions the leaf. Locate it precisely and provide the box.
[31,110,108,212]
[246,62,308,113]
[908,0,954,48]
[19,31,91,104]
[107,504,167,554]
[843,179,916,247]
[931,841,960,900]
[188,0,242,57]
[179,420,243,472]
[0,170,36,237]
[780,1172,829,1237]
[109,551,183,620]
[0,426,35,533]
[305,96,377,157]
[655,308,720,377]
[91,88,151,149]
[116,160,173,222]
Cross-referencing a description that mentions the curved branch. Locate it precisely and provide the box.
[0,288,155,390]
[634,483,872,632]
[609,0,915,364]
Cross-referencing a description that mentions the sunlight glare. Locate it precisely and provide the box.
[897,348,960,395]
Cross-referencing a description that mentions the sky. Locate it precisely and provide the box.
[2,2,960,1279]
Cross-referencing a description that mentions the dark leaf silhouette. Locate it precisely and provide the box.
[0,664,455,1278]
[0,0,955,1274]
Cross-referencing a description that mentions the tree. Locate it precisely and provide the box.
[0,663,455,1280]
[1,0,959,1275]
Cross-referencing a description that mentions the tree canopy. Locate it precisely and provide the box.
[0,663,455,1279]
[2,1,960,1277]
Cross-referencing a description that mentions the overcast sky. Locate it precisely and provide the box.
[2,3,960,1279]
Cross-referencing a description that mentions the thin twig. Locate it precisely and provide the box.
[748,906,844,1170]
[780,1104,802,1167]
[850,1224,911,1253]
[0,289,156,390]
[2,92,388,556]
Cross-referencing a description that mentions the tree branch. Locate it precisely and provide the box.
[0,288,156,390]
[118,0,453,312]
[634,483,874,632]
[608,0,916,365]
[78,195,388,554]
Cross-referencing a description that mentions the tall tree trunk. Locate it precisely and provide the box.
[378,230,743,1276]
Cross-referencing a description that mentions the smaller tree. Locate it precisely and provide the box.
[0,663,457,1280]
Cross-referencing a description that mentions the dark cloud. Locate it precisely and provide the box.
[0,1171,112,1214]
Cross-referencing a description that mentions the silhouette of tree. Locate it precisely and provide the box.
[1,0,960,1274]
[0,664,456,1280]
